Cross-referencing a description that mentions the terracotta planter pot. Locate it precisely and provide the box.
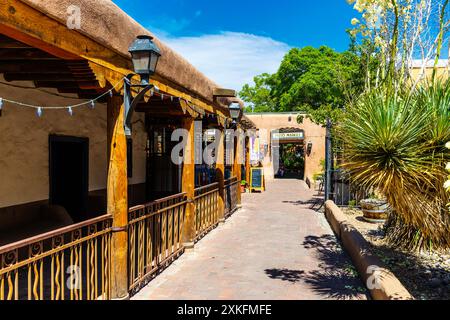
[240,185,246,193]
[360,199,389,223]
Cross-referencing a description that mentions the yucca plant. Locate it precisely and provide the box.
[339,80,450,251]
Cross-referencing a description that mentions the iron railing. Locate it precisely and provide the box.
[194,183,219,241]
[127,193,187,293]
[224,177,239,218]
[0,214,113,300]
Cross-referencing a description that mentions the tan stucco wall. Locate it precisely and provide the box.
[0,78,146,208]
[410,66,449,82]
[245,113,326,186]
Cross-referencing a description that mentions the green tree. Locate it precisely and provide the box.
[239,45,368,125]
[239,73,276,113]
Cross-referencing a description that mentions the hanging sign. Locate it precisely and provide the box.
[272,131,305,141]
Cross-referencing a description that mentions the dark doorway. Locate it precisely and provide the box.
[145,117,182,201]
[49,135,89,223]
[275,143,305,180]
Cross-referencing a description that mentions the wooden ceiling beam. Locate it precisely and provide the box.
[0,62,70,73]
[34,80,100,90]
[3,73,96,82]
[213,88,236,98]
[0,34,32,49]
[0,48,59,60]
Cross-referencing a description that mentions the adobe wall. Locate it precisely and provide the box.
[0,77,146,211]
[245,113,326,186]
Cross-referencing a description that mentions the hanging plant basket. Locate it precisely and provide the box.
[360,199,390,223]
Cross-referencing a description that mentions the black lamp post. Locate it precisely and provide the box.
[228,102,242,128]
[124,35,161,136]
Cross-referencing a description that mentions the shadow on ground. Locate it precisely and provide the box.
[265,234,369,300]
[282,193,324,211]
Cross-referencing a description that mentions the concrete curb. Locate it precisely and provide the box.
[325,201,414,300]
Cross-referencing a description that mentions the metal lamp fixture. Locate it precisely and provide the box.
[229,102,242,124]
[306,141,313,156]
[124,35,162,136]
[128,35,161,85]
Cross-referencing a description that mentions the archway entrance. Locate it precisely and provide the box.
[272,128,305,180]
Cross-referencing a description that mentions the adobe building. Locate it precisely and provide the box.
[0,0,253,300]
[245,112,326,186]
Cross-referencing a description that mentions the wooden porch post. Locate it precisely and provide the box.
[181,117,196,248]
[234,127,242,206]
[245,136,251,185]
[107,95,129,300]
[216,129,225,223]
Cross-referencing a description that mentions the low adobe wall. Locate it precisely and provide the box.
[325,201,414,300]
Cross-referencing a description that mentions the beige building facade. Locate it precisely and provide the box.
[245,112,326,186]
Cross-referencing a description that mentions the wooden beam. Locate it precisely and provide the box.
[34,80,100,90]
[216,130,226,222]
[0,0,228,117]
[233,128,243,205]
[0,61,70,73]
[3,73,88,81]
[245,136,251,187]
[213,88,236,98]
[0,48,59,60]
[107,95,129,300]
[181,117,196,248]
[0,34,31,48]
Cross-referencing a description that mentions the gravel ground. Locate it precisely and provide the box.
[342,208,450,300]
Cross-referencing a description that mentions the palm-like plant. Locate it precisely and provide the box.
[339,80,450,251]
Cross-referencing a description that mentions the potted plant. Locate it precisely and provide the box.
[241,180,247,193]
[360,193,390,223]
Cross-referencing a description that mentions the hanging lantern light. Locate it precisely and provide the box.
[90,100,95,109]
[0,98,3,110]
[36,107,43,118]
[128,35,161,85]
[68,107,73,116]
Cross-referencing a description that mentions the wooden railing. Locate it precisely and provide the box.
[224,177,239,218]
[128,193,187,293]
[0,215,113,300]
[194,183,219,241]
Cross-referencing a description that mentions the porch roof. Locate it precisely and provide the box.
[1,0,243,117]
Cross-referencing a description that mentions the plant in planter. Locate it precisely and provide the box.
[241,180,247,193]
[360,197,390,223]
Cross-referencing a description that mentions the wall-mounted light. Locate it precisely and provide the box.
[306,141,313,156]
[124,35,162,137]
[128,35,161,85]
[228,102,242,127]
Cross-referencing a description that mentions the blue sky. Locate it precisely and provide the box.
[111,0,357,90]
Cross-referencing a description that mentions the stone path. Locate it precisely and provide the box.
[133,179,369,300]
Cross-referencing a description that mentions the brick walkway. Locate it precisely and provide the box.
[133,179,369,300]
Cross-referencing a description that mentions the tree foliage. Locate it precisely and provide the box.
[239,45,371,125]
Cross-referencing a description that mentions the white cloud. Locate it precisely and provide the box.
[160,32,291,91]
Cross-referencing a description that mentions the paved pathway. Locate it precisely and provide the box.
[133,179,369,300]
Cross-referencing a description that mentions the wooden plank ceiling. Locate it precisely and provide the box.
[0,34,205,116]
[0,34,104,100]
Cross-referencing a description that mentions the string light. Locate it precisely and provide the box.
[0,77,230,124]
